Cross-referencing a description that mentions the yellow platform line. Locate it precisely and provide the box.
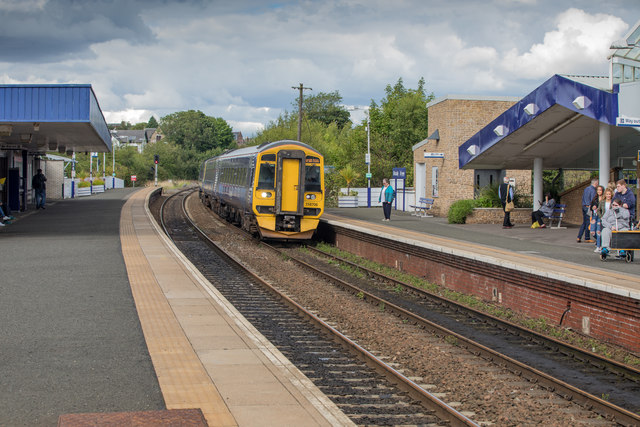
[120,188,237,426]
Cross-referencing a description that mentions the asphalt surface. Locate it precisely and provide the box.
[324,206,639,274]
[0,189,164,426]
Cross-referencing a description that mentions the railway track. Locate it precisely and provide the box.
[159,189,477,426]
[269,243,640,426]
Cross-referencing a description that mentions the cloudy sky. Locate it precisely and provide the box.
[1,0,638,136]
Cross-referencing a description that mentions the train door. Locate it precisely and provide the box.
[276,150,305,215]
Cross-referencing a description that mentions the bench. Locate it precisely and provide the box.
[546,203,566,229]
[410,197,434,218]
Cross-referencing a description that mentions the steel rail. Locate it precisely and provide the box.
[306,245,640,383]
[174,191,478,427]
[271,244,640,426]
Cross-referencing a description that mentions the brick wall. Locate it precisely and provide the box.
[42,160,64,200]
[321,224,640,352]
[466,208,531,224]
[415,97,531,217]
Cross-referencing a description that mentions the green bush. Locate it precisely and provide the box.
[93,179,105,186]
[475,184,501,207]
[77,181,90,188]
[447,199,476,224]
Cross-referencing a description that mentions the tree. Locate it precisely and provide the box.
[297,91,351,129]
[367,77,434,184]
[159,110,235,153]
[147,116,159,128]
[338,164,360,195]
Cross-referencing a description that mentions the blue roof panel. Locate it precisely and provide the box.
[0,84,111,150]
[458,75,618,168]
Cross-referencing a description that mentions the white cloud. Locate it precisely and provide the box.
[502,8,628,78]
[103,109,151,125]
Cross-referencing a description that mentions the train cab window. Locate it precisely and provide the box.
[305,165,322,192]
[257,163,275,189]
[262,154,276,162]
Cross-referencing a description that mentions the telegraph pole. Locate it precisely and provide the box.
[291,83,312,141]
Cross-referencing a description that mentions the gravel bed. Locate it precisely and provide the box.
[176,192,615,426]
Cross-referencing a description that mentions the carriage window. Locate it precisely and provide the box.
[257,163,275,189]
[305,165,322,192]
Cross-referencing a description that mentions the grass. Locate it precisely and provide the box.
[310,242,640,367]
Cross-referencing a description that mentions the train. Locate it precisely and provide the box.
[199,140,324,240]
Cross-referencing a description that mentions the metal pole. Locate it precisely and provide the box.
[367,111,371,207]
[154,163,158,187]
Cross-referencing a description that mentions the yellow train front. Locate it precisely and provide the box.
[199,140,324,240]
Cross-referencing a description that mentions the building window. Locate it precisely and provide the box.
[432,166,439,197]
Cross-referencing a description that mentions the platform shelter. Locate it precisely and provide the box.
[0,84,111,211]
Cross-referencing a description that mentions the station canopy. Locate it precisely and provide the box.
[459,75,640,170]
[0,84,111,154]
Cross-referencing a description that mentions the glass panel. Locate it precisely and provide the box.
[635,67,640,81]
[612,63,624,85]
[624,64,633,82]
[304,165,322,192]
[257,163,275,189]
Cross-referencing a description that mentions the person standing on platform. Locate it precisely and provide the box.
[498,176,514,229]
[614,179,636,227]
[577,178,598,243]
[378,178,395,221]
[32,168,47,209]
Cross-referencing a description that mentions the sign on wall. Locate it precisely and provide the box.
[424,152,445,158]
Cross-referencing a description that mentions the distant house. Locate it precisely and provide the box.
[233,131,244,146]
[110,128,163,153]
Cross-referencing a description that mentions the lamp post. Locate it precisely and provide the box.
[365,109,371,207]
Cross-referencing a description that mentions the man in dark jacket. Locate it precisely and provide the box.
[32,168,47,209]
[577,178,597,242]
[614,179,636,227]
[498,176,514,228]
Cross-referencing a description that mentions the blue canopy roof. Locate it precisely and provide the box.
[0,84,111,153]
[457,75,636,170]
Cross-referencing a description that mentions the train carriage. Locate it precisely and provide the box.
[199,140,324,240]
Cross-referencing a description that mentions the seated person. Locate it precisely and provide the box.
[600,198,630,255]
[531,193,555,228]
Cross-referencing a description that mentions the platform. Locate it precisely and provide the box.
[323,207,640,299]
[0,188,351,426]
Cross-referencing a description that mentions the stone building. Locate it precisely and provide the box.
[413,96,532,217]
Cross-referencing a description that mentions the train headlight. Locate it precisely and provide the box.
[305,194,316,200]
[261,192,273,198]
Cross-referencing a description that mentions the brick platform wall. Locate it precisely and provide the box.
[320,223,640,352]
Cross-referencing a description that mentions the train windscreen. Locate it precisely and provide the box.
[304,165,321,192]
[257,163,275,189]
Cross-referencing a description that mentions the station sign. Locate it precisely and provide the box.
[616,117,640,127]
[424,152,445,159]
[392,167,406,179]
[365,173,372,179]
[131,175,137,182]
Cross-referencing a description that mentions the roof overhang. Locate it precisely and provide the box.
[458,75,640,170]
[0,84,111,154]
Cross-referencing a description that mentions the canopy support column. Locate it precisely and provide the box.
[533,157,543,211]
[599,122,610,189]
